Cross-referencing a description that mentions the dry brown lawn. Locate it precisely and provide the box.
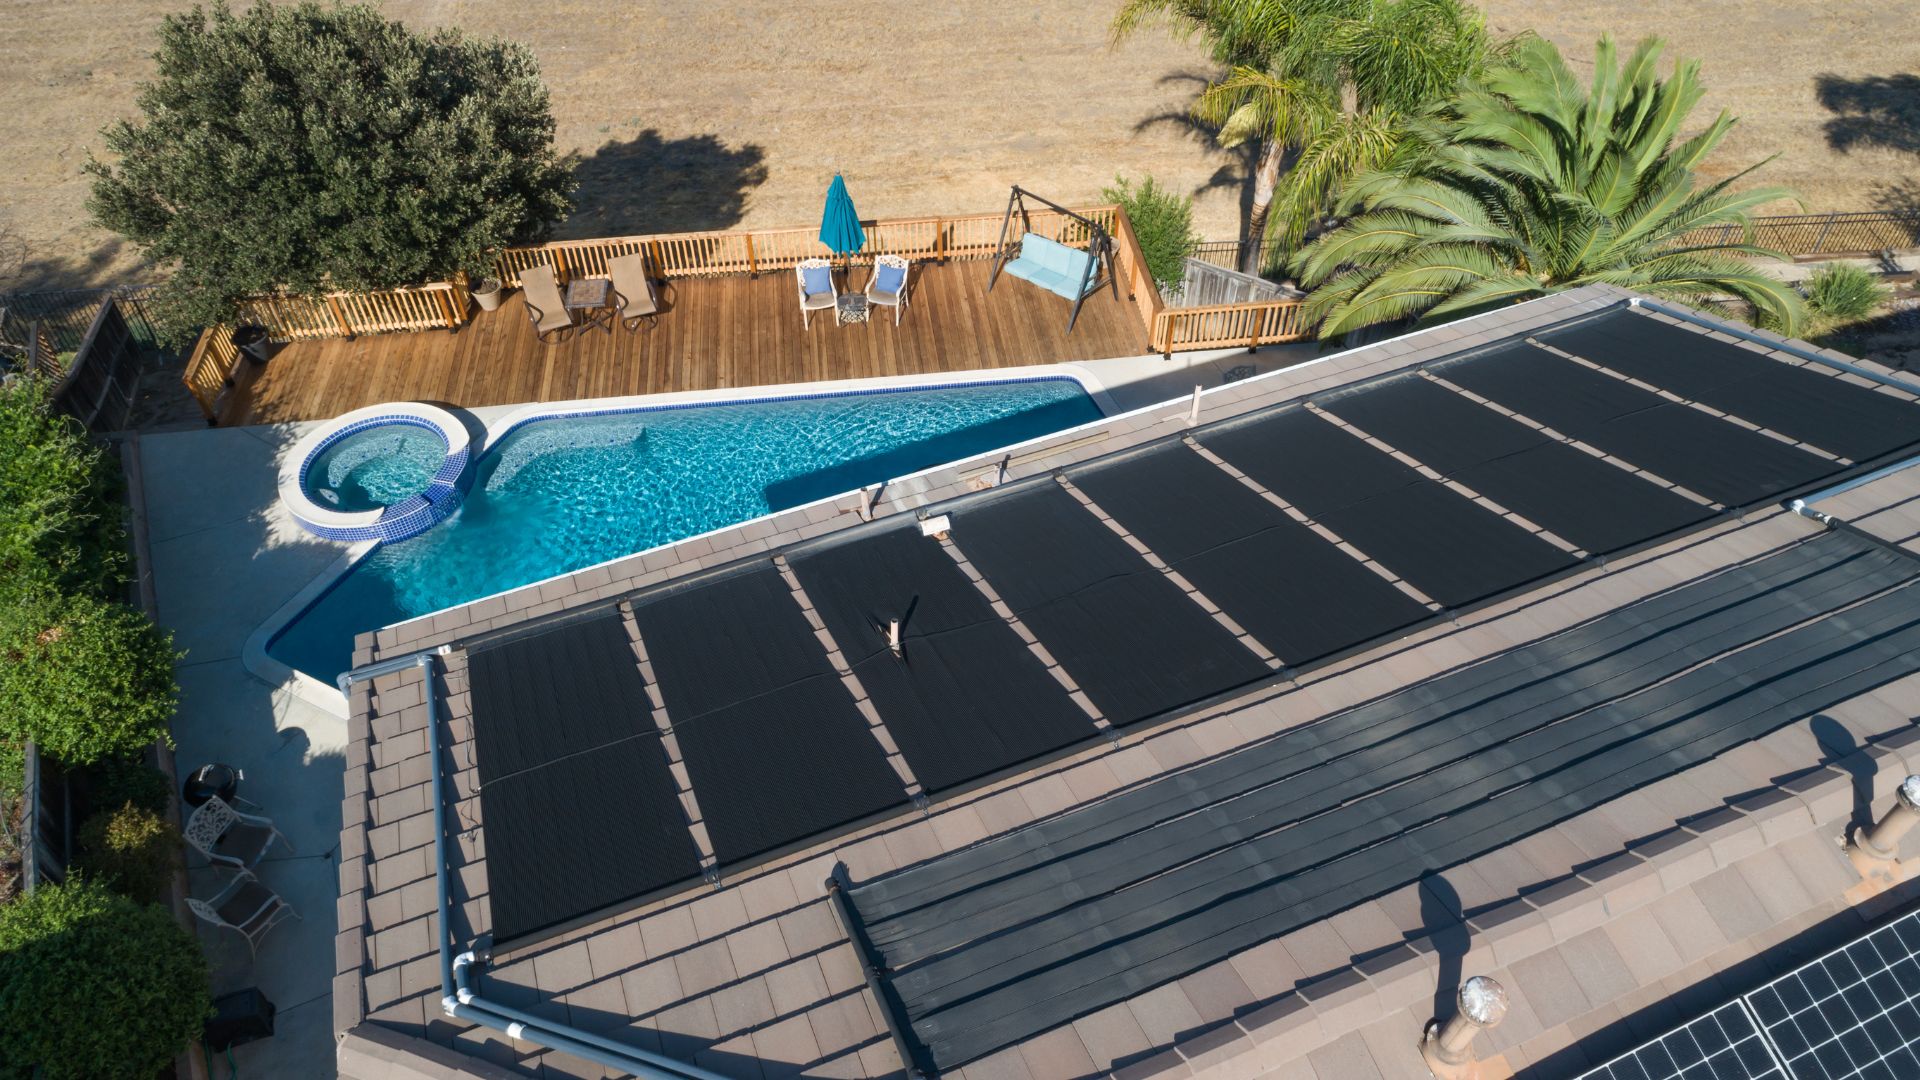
[0,0,1913,291]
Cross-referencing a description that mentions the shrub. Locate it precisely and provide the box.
[0,379,126,602]
[1103,175,1198,291]
[0,878,210,1080]
[76,802,179,904]
[0,590,179,765]
[1806,263,1890,325]
[87,0,577,345]
[86,756,174,818]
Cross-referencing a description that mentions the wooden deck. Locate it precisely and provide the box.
[217,260,1150,426]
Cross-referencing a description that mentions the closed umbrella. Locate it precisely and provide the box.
[818,173,866,288]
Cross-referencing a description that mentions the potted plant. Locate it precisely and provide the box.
[471,277,505,312]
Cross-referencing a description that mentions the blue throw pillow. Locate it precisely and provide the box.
[875,263,906,295]
[802,265,832,296]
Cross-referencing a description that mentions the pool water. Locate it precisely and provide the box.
[268,378,1102,682]
[304,425,446,512]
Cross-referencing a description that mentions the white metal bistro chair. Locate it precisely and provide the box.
[865,254,911,326]
[189,871,301,960]
[184,795,291,871]
[796,257,838,329]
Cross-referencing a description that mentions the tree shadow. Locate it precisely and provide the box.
[1134,71,1261,239]
[558,130,769,239]
[0,228,135,293]
[1815,73,1920,157]
[1869,177,1920,216]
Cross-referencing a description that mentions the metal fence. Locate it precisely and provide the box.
[0,285,161,354]
[20,744,70,894]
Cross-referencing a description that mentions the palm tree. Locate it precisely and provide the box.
[1114,0,1505,273]
[1294,36,1806,337]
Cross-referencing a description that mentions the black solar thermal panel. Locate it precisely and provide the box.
[629,564,908,864]
[1540,308,1920,464]
[1065,442,1432,666]
[1197,407,1580,608]
[465,615,702,941]
[1437,341,1834,507]
[947,483,1271,726]
[787,523,1097,794]
[1319,374,1716,555]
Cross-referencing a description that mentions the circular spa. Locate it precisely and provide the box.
[280,402,471,542]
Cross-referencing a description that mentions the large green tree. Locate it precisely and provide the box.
[1114,0,1507,272]
[87,1,576,343]
[1294,36,1805,337]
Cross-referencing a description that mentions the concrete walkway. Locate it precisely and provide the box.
[143,423,347,1080]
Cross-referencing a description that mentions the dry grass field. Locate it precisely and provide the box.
[0,0,1913,291]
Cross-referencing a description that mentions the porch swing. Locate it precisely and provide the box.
[986,186,1117,334]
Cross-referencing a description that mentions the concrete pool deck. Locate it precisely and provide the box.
[138,345,1311,1076]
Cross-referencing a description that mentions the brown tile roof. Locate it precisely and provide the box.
[336,285,1920,1080]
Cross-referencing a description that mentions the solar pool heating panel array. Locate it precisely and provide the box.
[946,483,1272,726]
[1539,309,1919,464]
[1065,443,1433,666]
[1318,374,1717,555]
[628,566,910,865]
[787,523,1098,794]
[466,616,703,942]
[1197,407,1580,608]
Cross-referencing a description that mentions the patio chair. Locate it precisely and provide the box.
[184,795,291,871]
[797,257,838,329]
[521,265,574,344]
[865,254,911,326]
[608,253,660,331]
[189,871,301,960]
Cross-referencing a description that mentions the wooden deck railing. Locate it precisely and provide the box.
[237,280,468,342]
[182,325,242,422]
[490,205,1138,283]
[1151,297,1311,353]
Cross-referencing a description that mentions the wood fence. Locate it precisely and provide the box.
[182,324,243,422]
[236,280,468,342]
[1150,298,1311,353]
[1165,258,1297,308]
[49,298,146,433]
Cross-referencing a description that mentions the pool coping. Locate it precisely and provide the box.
[277,401,471,538]
[245,362,1118,716]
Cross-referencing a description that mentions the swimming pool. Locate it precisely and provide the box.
[266,377,1103,683]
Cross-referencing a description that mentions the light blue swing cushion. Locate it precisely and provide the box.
[874,263,906,295]
[801,265,833,296]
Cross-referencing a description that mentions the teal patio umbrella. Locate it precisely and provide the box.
[818,173,866,286]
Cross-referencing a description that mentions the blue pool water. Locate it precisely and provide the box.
[304,424,446,512]
[268,378,1102,682]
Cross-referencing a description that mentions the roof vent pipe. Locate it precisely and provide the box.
[1421,975,1509,1078]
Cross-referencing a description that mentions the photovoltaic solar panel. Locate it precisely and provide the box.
[1064,442,1433,666]
[947,483,1270,726]
[786,523,1097,794]
[1196,407,1579,608]
[1744,906,1920,1080]
[1575,1001,1787,1080]
[1438,341,1834,508]
[629,564,909,864]
[1539,309,1920,464]
[1318,373,1716,555]
[464,615,702,941]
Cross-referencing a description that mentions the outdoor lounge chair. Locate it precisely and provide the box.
[797,257,838,329]
[189,871,300,959]
[521,265,574,344]
[865,254,911,326]
[185,795,291,871]
[608,253,660,331]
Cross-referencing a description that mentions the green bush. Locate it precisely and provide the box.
[1103,175,1198,291]
[0,878,210,1080]
[1806,263,1890,324]
[86,756,174,818]
[76,802,180,904]
[0,590,179,765]
[87,0,577,345]
[0,379,126,602]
